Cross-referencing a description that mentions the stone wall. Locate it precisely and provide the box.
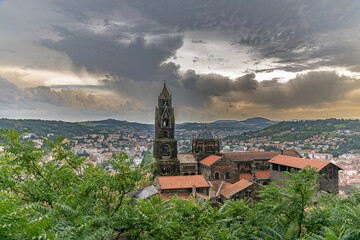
[208,157,239,184]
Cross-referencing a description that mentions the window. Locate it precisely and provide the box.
[163,119,169,127]
[214,172,220,180]
[272,164,279,171]
[191,173,195,175]
[162,145,170,156]
[240,167,246,173]
[163,131,169,138]
[255,163,260,170]
[280,165,287,172]
[225,172,230,180]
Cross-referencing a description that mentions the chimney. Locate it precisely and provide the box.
[209,184,216,199]
[192,184,196,198]
[251,162,256,181]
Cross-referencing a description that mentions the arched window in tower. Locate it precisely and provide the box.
[163,131,169,138]
[162,145,170,156]
[163,119,169,127]
[214,172,220,180]
[225,172,230,180]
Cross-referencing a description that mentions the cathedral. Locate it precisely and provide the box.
[153,82,219,176]
[152,82,342,201]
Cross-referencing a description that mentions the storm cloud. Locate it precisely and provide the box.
[1,0,360,122]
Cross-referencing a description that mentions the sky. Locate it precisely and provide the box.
[0,0,360,123]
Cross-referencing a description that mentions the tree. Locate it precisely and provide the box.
[257,168,320,238]
[0,129,153,239]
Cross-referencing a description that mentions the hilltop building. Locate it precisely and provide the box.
[153,83,180,175]
[152,82,342,201]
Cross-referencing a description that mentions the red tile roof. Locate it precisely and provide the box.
[210,181,233,198]
[224,150,300,162]
[200,155,222,166]
[157,175,210,190]
[255,171,270,179]
[239,174,252,180]
[269,155,330,171]
[220,179,252,199]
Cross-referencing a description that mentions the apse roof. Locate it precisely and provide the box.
[196,129,215,139]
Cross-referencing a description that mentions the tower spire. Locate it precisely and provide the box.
[160,80,170,98]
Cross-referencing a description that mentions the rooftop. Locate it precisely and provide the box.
[239,174,252,180]
[200,155,222,166]
[196,129,215,139]
[220,179,253,199]
[255,170,270,179]
[223,150,300,162]
[157,175,210,190]
[269,155,333,171]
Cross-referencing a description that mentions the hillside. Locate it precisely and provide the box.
[0,119,97,139]
[224,118,360,156]
[177,117,277,132]
[230,118,360,141]
[0,117,276,139]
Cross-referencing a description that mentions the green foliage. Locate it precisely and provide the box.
[0,129,153,239]
[1,129,360,239]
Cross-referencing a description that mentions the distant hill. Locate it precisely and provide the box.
[81,119,152,131]
[241,117,277,125]
[0,119,97,139]
[225,118,360,142]
[0,117,277,139]
[177,117,276,132]
[212,120,239,124]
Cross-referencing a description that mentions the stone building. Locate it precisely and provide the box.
[153,82,180,175]
[178,153,198,175]
[192,128,220,161]
[210,179,254,203]
[269,155,342,194]
[199,155,239,183]
[155,175,211,199]
[152,82,341,200]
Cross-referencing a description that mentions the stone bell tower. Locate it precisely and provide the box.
[153,81,180,175]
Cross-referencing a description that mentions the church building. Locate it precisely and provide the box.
[152,82,341,200]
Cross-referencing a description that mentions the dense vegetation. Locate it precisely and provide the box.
[1,129,360,239]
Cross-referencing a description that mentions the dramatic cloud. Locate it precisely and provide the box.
[128,0,360,72]
[1,0,360,122]
[0,77,147,121]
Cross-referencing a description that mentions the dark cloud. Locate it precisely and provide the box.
[127,0,360,71]
[41,33,183,82]
[161,70,360,110]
